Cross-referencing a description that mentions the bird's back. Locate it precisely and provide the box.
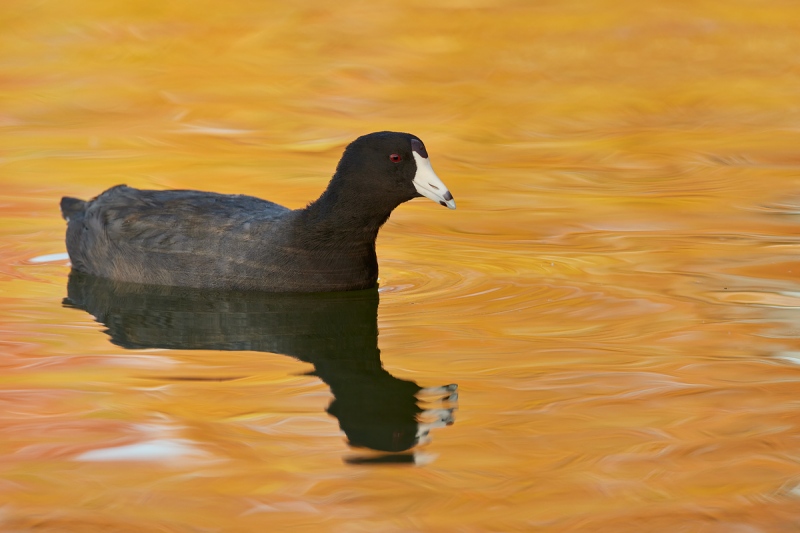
[62,185,293,290]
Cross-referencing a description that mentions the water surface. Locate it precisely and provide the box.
[2,1,800,531]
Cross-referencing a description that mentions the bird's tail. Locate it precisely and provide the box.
[60,197,86,221]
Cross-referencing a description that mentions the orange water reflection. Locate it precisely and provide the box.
[2,0,800,531]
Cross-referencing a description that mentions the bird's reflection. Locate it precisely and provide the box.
[63,271,456,461]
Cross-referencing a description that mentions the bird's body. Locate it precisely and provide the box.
[60,131,455,292]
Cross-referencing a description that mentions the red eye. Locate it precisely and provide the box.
[389,154,402,163]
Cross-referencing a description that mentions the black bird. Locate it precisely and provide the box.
[60,131,455,292]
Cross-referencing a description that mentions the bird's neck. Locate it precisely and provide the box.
[299,176,396,247]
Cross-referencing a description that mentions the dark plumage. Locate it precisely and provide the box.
[60,131,455,292]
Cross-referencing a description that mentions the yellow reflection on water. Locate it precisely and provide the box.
[2,0,800,531]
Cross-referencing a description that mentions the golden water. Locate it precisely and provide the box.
[2,0,800,531]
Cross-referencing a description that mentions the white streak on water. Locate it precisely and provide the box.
[75,439,204,462]
[29,252,70,263]
[775,351,800,365]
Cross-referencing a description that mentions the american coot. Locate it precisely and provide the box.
[60,131,456,292]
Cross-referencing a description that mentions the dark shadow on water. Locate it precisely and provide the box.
[63,271,456,460]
